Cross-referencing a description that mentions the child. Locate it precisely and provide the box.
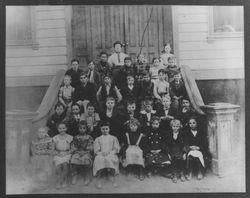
[178,98,196,129]
[73,72,97,113]
[81,102,101,139]
[70,121,94,186]
[58,75,75,109]
[65,58,83,88]
[165,56,180,83]
[121,118,145,181]
[96,52,112,84]
[52,122,73,189]
[120,75,140,106]
[185,116,208,180]
[144,116,170,176]
[30,127,54,183]
[153,69,170,101]
[85,60,101,88]
[135,54,150,81]
[166,119,187,183]
[115,56,137,89]
[99,97,123,141]
[93,121,120,189]
[67,103,82,136]
[160,43,175,66]
[149,57,164,83]
[169,70,187,112]
[46,103,67,137]
[96,74,122,112]
[138,70,154,109]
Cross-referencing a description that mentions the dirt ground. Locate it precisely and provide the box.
[6,164,245,194]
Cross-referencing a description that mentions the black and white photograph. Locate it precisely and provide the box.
[5,3,246,194]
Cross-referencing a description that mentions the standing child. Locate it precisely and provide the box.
[121,119,145,181]
[96,52,112,84]
[81,102,101,139]
[93,121,120,189]
[166,119,187,183]
[46,103,67,137]
[185,116,208,180]
[65,58,83,88]
[169,70,187,112]
[160,43,175,66]
[58,75,75,110]
[85,60,101,89]
[52,122,73,189]
[30,127,54,183]
[144,116,170,177]
[70,121,94,186]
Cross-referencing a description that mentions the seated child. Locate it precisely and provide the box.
[70,121,94,186]
[166,119,187,183]
[96,74,122,112]
[73,72,97,113]
[185,116,208,180]
[149,57,165,83]
[153,69,170,102]
[135,54,150,82]
[58,75,75,109]
[178,98,196,129]
[165,56,180,83]
[46,103,67,137]
[139,99,157,136]
[169,70,187,112]
[52,122,73,189]
[93,121,120,189]
[121,118,145,181]
[114,56,137,89]
[66,103,82,136]
[160,43,175,66]
[30,127,53,183]
[81,102,101,140]
[144,116,170,176]
[120,75,140,106]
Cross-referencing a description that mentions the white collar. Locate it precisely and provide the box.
[140,110,156,114]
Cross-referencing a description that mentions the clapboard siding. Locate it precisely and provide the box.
[6,65,67,77]
[6,6,68,85]
[173,6,244,79]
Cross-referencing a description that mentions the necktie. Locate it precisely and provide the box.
[117,53,120,63]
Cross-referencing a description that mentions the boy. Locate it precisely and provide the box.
[165,56,180,83]
[58,75,75,108]
[138,71,154,105]
[85,60,101,89]
[65,58,83,88]
[96,52,112,84]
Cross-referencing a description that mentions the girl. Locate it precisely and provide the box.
[46,103,67,137]
[121,119,145,181]
[149,57,164,83]
[70,121,94,186]
[81,102,101,139]
[160,43,175,66]
[58,75,75,109]
[153,69,170,102]
[185,116,208,180]
[144,116,170,177]
[30,127,54,183]
[52,122,73,189]
[166,119,187,183]
[93,121,120,189]
[67,103,82,136]
[96,74,122,112]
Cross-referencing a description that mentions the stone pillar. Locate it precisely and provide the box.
[201,103,240,177]
[6,110,37,166]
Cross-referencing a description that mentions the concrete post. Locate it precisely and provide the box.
[6,110,37,166]
[201,103,240,177]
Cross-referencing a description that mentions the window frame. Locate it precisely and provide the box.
[6,6,39,49]
[207,6,244,42]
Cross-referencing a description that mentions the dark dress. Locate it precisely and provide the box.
[46,112,67,137]
[65,68,83,88]
[138,81,154,102]
[73,82,97,104]
[120,84,140,104]
[144,127,170,167]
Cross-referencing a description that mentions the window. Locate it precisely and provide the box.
[6,6,38,48]
[208,6,244,40]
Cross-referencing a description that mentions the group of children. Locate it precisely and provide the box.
[30,41,209,189]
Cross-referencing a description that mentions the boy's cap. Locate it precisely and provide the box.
[113,41,123,47]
